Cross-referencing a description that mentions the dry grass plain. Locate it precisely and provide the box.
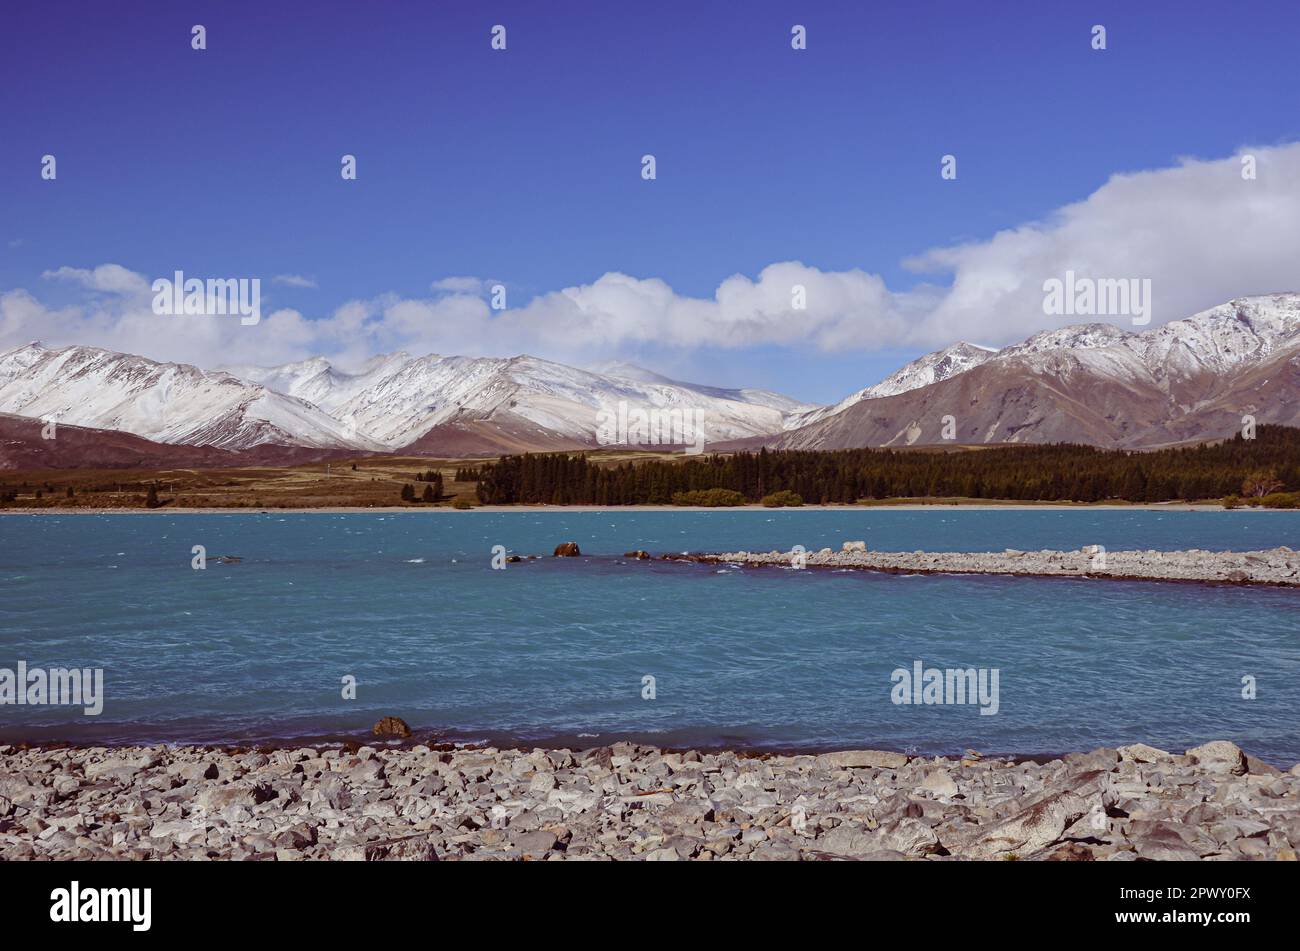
[0,449,689,510]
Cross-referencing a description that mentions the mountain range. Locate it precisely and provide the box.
[1,293,1297,468]
[737,294,1300,451]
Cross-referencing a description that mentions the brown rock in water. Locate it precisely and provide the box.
[372,716,411,738]
[623,550,650,559]
[553,542,581,557]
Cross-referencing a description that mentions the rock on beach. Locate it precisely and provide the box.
[1,738,1295,861]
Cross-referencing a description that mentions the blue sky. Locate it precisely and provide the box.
[2,0,1299,403]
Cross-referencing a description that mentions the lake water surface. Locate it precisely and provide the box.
[2,509,1298,762]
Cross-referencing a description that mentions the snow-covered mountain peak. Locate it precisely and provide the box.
[865,341,998,399]
[586,360,674,385]
[0,342,379,451]
[786,341,997,429]
[220,350,818,449]
[1000,323,1134,360]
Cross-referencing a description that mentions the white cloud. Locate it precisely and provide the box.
[902,144,1300,345]
[430,276,486,293]
[272,274,318,288]
[41,264,151,297]
[4,143,1299,369]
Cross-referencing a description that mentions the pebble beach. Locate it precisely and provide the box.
[2,738,1297,860]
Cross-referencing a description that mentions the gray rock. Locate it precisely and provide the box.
[1130,822,1202,861]
[1063,748,1119,773]
[875,817,941,856]
[816,820,875,856]
[363,834,439,861]
[1185,741,1247,776]
[920,771,959,799]
[818,750,909,770]
[960,791,1088,859]
[513,830,559,858]
[1117,743,1171,763]
[1244,754,1282,777]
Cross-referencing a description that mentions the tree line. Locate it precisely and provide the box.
[470,426,1300,505]
[401,470,445,503]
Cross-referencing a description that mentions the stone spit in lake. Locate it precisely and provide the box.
[659,543,1300,587]
[1,739,1297,860]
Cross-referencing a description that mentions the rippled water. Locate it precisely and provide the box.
[1,509,1298,763]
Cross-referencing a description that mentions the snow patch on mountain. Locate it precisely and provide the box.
[788,341,997,429]
[0,343,380,450]
[226,353,819,449]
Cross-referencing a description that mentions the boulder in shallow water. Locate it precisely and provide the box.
[372,716,412,738]
[554,542,581,557]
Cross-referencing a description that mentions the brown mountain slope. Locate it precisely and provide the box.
[726,346,1300,452]
[399,410,591,457]
[0,413,353,470]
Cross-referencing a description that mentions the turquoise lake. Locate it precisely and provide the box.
[1,509,1298,762]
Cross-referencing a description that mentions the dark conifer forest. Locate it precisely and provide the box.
[471,426,1300,507]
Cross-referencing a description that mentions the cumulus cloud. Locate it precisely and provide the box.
[41,264,151,298]
[272,274,318,288]
[903,144,1300,345]
[430,276,487,293]
[4,144,1299,369]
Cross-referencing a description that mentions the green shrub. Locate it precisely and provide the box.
[760,490,803,508]
[1255,491,1300,509]
[1222,494,1242,509]
[670,488,746,507]
[451,497,475,510]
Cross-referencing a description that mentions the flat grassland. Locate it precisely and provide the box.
[0,450,684,511]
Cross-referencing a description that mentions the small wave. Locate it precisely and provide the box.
[405,558,425,563]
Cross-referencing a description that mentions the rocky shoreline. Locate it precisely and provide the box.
[2,739,1297,860]
[663,544,1300,587]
